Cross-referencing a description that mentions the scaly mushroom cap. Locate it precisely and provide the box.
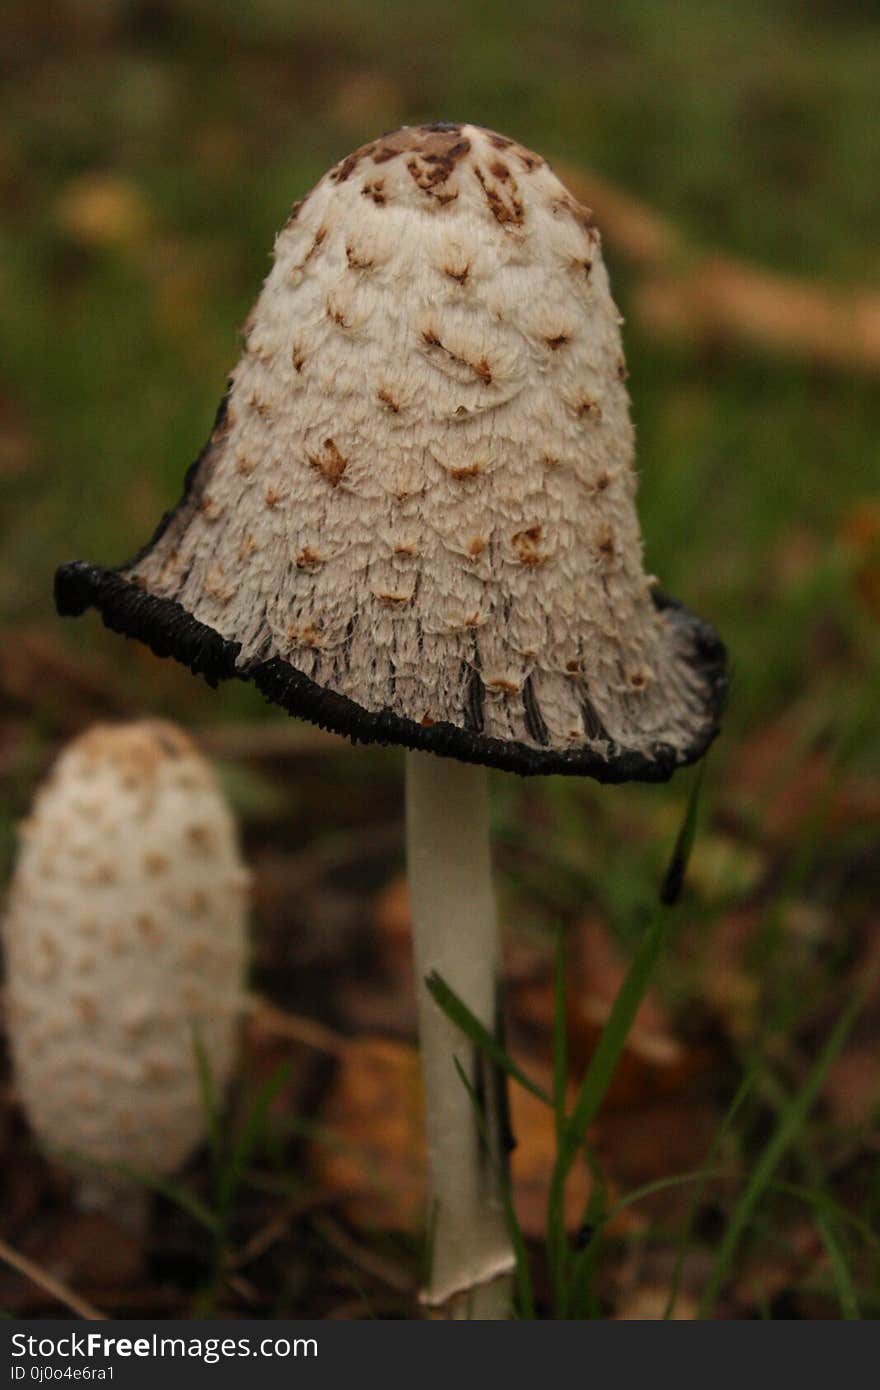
[2,721,247,1192]
[56,123,725,780]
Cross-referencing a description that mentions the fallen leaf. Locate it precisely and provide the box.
[615,1286,697,1319]
[840,500,880,619]
[54,173,151,251]
[313,1036,600,1240]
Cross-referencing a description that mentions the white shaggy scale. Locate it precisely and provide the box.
[2,721,248,1210]
[130,124,712,761]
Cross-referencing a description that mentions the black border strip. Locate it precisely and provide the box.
[55,559,727,782]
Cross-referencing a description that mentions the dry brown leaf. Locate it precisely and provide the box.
[313,1036,603,1241]
[327,73,405,135]
[825,1047,880,1128]
[54,173,151,251]
[372,872,413,973]
[0,391,36,480]
[560,163,880,376]
[733,1221,821,1314]
[592,1100,721,1221]
[564,917,712,1109]
[615,1286,698,1319]
[636,259,880,375]
[730,708,880,841]
[840,500,880,619]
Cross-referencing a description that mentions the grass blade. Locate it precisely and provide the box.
[547,767,706,1309]
[453,1055,534,1319]
[563,1144,608,1318]
[552,920,568,1148]
[816,1212,861,1319]
[769,1180,879,1252]
[426,970,551,1106]
[217,1061,293,1216]
[698,988,866,1318]
[664,1059,761,1317]
[546,903,672,1304]
[660,762,706,906]
[192,1027,223,1188]
[62,1150,220,1234]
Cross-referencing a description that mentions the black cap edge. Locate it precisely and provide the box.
[54,560,727,782]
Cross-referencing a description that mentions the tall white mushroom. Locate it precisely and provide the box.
[2,720,248,1230]
[56,124,726,1315]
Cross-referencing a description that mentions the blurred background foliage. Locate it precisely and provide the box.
[1,0,879,1319]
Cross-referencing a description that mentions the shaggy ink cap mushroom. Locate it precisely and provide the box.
[56,123,726,782]
[2,721,248,1210]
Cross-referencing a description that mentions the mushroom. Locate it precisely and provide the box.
[55,123,726,1313]
[2,720,248,1230]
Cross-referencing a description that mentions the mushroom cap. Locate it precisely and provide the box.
[56,123,726,781]
[2,720,248,1183]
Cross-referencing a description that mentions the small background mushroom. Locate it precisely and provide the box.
[2,720,249,1230]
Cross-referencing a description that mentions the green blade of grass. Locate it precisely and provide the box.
[545,902,672,1304]
[117,1168,221,1234]
[217,1061,293,1216]
[816,1212,861,1320]
[54,1150,221,1235]
[426,971,551,1107]
[664,1059,761,1318]
[552,920,568,1149]
[698,988,866,1318]
[547,766,706,1308]
[192,1027,224,1189]
[769,1180,879,1252]
[607,1167,733,1226]
[660,761,706,906]
[563,1143,608,1319]
[452,1055,534,1319]
[564,1166,730,1319]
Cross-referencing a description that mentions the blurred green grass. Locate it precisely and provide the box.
[1,0,879,1316]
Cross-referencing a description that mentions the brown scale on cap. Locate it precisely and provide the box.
[238,531,259,560]
[306,438,348,487]
[186,822,214,851]
[295,546,325,570]
[595,526,619,563]
[472,163,525,226]
[377,385,400,412]
[134,912,161,942]
[248,389,272,420]
[362,178,386,205]
[512,525,548,566]
[576,394,602,420]
[444,259,470,285]
[346,244,374,271]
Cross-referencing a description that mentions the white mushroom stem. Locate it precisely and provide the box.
[405,751,515,1319]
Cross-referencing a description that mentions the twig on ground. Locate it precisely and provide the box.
[0,1235,107,1320]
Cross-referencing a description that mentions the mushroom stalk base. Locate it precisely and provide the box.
[405,752,515,1319]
